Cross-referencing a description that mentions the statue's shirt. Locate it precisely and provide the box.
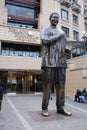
[40,26,67,68]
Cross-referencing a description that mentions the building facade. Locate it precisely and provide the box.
[0,0,87,95]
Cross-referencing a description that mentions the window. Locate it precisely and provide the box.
[6,3,38,29]
[8,22,34,28]
[6,4,34,19]
[73,14,78,25]
[61,26,69,38]
[73,30,79,41]
[61,9,68,20]
[1,43,41,57]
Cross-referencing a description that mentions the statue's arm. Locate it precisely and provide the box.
[40,28,64,46]
[40,29,58,46]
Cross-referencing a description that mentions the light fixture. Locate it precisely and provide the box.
[82,31,87,55]
[28,31,32,36]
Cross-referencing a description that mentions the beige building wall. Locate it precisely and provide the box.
[0,1,42,72]
[0,25,42,71]
[0,0,86,41]
[0,0,7,25]
[66,56,87,96]
[0,55,42,70]
[39,0,86,41]
[0,25,40,44]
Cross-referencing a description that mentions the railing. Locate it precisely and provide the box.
[71,2,81,13]
[0,50,41,58]
[59,0,71,7]
[59,0,81,12]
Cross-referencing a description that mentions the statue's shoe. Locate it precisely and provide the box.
[57,109,72,116]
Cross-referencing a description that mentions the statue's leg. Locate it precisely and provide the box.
[55,68,66,111]
[56,85,65,111]
[55,68,72,116]
[42,68,53,111]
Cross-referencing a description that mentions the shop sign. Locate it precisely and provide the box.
[8,27,40,43]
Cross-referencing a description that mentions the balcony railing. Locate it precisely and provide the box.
[0,50,41,58]
[71,2,81,13]
[59,0,71,7]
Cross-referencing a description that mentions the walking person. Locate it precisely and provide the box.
[0,83,3,111]
[40,12,72,116]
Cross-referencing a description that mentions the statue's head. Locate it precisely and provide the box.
[49,12,59,27]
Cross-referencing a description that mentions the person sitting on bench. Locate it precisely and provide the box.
[75,89,82,102]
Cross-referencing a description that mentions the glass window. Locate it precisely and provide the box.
[18,51,23,56]
[61,9,68,20]
[4,50,10,56]
[30,52,34,57]
[1,43,41,57]
[14,51,18,56]
[6,4,34,19]
[23,51,26,56]
[73,30,79,41]
[61,26,69,38]
[2,50,5,55]
[73,14,78,25]
[25,52,30,57]
[10,50,15,56]
[8,22,34,28]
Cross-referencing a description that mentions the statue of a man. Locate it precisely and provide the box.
[40,12,72,116]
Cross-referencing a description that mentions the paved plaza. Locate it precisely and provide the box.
[0,94,87,130]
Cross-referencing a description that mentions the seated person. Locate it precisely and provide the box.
[78,88,87,102]
[79,95,85,102]
[81,88,87,102]
[82,88,87,97]
[75,89,82,102]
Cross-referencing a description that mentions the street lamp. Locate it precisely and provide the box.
[82,31,87,55]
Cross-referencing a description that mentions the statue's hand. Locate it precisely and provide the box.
[48,32,53,37]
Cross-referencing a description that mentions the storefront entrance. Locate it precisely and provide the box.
[0,71,42,94]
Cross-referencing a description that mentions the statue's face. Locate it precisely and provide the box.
[50,13,59,27]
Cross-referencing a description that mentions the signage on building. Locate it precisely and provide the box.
[8,27,40,43]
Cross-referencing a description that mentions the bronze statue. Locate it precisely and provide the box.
[40,12,72,116]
